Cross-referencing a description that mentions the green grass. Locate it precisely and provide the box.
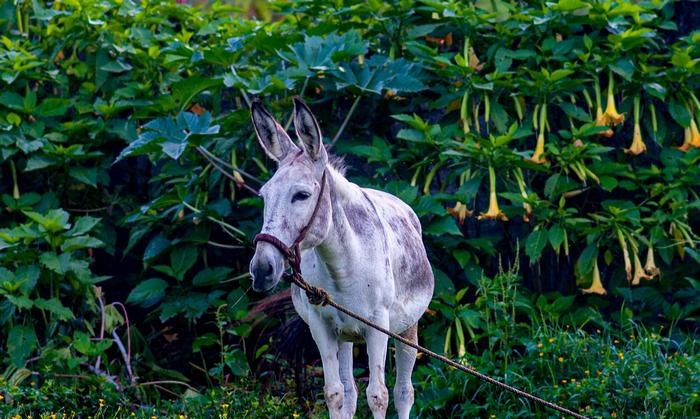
[2,323,697,419]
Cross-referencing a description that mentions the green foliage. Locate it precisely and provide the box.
[415,273,699,419]
[0,0,699,412]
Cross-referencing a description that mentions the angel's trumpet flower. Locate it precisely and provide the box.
[617,230,632,282]
[601,71,625,126]
[447,202,472,225]
[479,165,508,221]
[529,103,548,164]
[644,246,660,279]
[678,126,693,152]
[594,77,614,137]
[581,258,606,295]
[631,251,653,286]
[513,168,532,222]
[625,96,646,155]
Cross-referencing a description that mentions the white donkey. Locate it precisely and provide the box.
[249,97,434,419]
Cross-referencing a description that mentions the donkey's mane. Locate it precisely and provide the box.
[327,152,347,176]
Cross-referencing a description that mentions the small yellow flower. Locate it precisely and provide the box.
[548,338,555,343]
[558,356,565,363]
[618,352,625,360]
[221,403,230,409]
[584,370,590,375]
[293,413,301,419]
[99,399,105,408]
[539,352,544,357]
[561,379,568,384]
[537,342,543,348]
[612,412,618,418]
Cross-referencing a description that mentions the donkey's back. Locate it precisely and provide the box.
[352,187,434,334]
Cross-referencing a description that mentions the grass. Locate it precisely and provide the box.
[2,322,697,419]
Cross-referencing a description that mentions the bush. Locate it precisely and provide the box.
[0,0,698,410]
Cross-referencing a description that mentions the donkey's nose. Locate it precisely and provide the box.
[250,250,282,292]
[253,261,274,282]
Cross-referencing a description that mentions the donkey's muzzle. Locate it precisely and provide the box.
[250,245,284,292]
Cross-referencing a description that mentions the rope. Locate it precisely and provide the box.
[288,273,591,419]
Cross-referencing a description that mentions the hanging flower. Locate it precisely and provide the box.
[617,230,632,282]
[529,103,548,164]
[447,202,472,225]
[601,71,625,126]
[678,118,700,152]
[581,258,606,295]
[631,251,653,286]
[479,165,508,221]
[625,96,646,155]
[644,246,660,279]
[594,76,614,137]
[677,126,693,152]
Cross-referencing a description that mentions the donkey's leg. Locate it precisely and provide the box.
[394,324,418,419]
[309,316,344,419]
[339,342,358,418]
[365,313,390,419]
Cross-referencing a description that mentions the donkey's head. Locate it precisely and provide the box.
[249,98,331,292]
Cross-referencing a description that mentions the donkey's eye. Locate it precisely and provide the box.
[292,191,311,203]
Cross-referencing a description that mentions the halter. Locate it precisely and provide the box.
[253,169,328,282]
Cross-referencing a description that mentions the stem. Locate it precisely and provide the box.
[594,76,602,111]
[634,95,640,125]
[650,103,657,134]
[285,77,309,130]
[607,70,615,105]
[331,95,361,146]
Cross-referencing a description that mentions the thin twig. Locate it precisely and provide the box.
[111,301,135,385]
[94,286,106,372]
[134,380,198,392]
[206,240,245,249]
[196,146,262,185]
[285,77,310,131]
[331,96,361,147]
[181,201,247,240]
[65,206,110,213]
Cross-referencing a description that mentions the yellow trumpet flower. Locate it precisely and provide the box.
[479,165,508,221]
[679,118,700,151]
[529,103,548,164]
[644,246,660,279]
[617,230,632,282]
[631,251,653,286]
[581,258,606,295]
[594,77,614,137]
[447,201,472,225]
[601,71,625,126]
[625,96,646,155]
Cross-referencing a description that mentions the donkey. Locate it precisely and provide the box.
[249,97,434,419]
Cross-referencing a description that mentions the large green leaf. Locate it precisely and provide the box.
[7,325,37,367]
[127,278,168,308]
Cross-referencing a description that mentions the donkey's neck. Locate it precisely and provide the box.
[313,167,364,284]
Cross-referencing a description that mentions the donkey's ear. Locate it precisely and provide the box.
[251,99,298,162]
[293,97,326,162]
